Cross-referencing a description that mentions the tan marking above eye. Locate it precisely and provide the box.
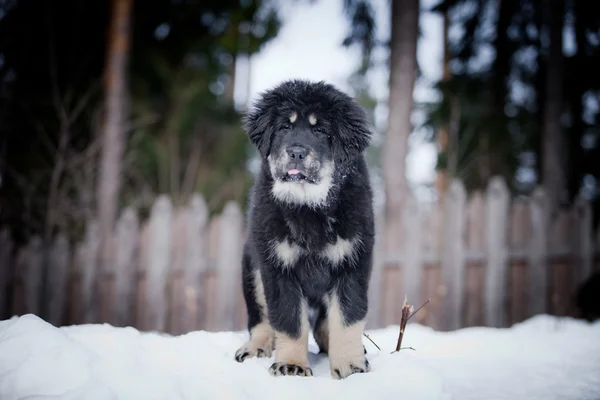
[308,114,317,126]
[290,111,298,124]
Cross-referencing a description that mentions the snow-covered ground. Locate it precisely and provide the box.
[0,314,599,400]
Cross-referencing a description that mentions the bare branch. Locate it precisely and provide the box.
[68,80,102,124]
[362,332,381,351]
[408,298,431,321]
[391,296,430,354]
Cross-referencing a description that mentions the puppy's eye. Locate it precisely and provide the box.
[282,123,292,130]
[313,126,324,133]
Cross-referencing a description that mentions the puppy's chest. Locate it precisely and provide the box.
[272,216,361,268]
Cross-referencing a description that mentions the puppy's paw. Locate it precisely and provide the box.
[330,356,370,379]
[269,362,313,377]
[235,341,273,362]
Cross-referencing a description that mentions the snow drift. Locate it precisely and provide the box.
[0,313,599,399]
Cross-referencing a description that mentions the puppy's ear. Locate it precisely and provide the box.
[243,93,278,158]
[332,101,373,163]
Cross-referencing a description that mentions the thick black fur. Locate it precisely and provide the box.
[237,79,375,377]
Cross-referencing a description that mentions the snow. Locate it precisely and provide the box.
[1,314,599,400]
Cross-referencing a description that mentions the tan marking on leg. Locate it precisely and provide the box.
[235,269,274,362]
[254,269,268,315]
[235,320,274,361]
[274,301,309,366]
[268,301,312,376]
[327,293,370,379]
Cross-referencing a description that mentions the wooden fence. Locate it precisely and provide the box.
[0,176,598,334]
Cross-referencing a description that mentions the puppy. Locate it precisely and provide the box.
[234,79,375,380]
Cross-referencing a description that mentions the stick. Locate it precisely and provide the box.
[393,296,413,353]
[362,332,381,351]
[391,297,430,354]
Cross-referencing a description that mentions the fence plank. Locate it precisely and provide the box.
[508,198,530,325]
[182,194,209,333]
[216,201,244,331]
[420,202,443,328]
[168,207,187,334]
[528,187,549,316]
[465,191,485,327]
[144,195,173,332]
[11,248,28,316]
[366,207,384,329]
[440,179,467,331]
[23,236,43,316]
[549,210,573,316]
[366,206,384,329]
[485,176,510,328]
[135,221,150,328]
[114,207,139,327]
[79,220,100,323]
[47,234,70,326]
[573,196,593,287]
[402,192,422,308]
[0,229,13,319]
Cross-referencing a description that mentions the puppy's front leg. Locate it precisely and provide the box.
[263,271,312,377]
[328,277,370,379]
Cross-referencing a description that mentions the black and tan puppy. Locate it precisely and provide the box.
[234,79,374,380]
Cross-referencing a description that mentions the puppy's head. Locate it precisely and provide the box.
[243,80,372,207]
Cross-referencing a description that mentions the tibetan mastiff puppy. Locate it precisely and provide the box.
[234,79,374,380]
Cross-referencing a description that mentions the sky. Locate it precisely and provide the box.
[234,0,444,191]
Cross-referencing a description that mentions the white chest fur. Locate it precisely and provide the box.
[270,235,361,269]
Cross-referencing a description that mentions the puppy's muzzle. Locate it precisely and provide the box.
[284,145,313,182]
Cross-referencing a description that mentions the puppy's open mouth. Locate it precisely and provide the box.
[284,169,315,183]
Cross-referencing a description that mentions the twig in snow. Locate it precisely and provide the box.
[362,332,381,351]
[408,298,431,322]
[391,297,430,354]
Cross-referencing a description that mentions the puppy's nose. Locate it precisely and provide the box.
[287,146,308,160]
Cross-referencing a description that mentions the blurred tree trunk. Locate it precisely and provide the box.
[435,6,450,201]
[382,0,419,262]
[541,0,566,213]
[96,0,134,317]
[566,0,586,203]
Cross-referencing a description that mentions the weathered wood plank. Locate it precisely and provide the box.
[440,179,467,331]
[114,207,139,327]
[528,187,549,316]
[0,229,13,319]
[381,263,402,327]
[181,195,209,333]
[11,248,28,317]
[216,201,244,331]
[509,260,528,324]
[79,220,100,323]
[548,209,573,316]
[465,191,485,326]
[366,205,384,329]
[23,236,43,316]
[168,207,187,334]
[135,221,150,329]
[484,176,510,328]
[573,196,593,287]
[508,198,530,325]
[144,195,172,332]
[47,234,70,326]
